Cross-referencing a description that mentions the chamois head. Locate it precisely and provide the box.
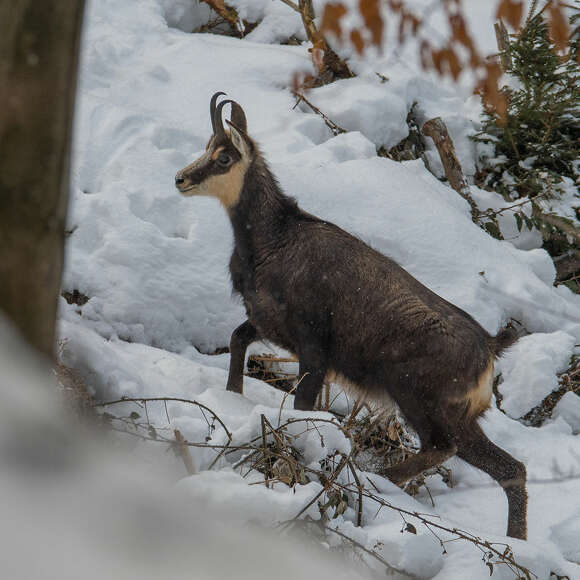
[175,92,255,209]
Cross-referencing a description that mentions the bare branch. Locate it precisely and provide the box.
[293,93,347,136]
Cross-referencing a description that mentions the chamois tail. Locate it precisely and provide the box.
[489,323,520,357]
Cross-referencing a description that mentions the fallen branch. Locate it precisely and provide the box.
[422,117,480,221]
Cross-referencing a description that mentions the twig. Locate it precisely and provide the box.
[277,0,299,11]
[97,396,232,470]
[477,192,549,220]
[261,414,270,488]
[525,0,541,29]
[344,397,364,430]
[334,482,536,580]
[347,458,364,527]
[277,376,301,427]
[250,355,298,363]
[281,452,351,527]
[314,522,413,577]
[106,423,254,452]
[262,415,301,485]
[97,396,232,441]
[293,93,347,136]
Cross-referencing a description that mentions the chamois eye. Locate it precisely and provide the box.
[216,152,232,167]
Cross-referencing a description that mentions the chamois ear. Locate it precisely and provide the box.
[226,119,253,158]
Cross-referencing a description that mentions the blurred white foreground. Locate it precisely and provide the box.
[0,317,374,580]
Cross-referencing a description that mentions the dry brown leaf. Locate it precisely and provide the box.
[388,0,402,12]
[350,28,365,55]
[431,48,443,74]
[321,2,348,39]
[409,13,420,35]
[446,48,462,80]
[496,0,523,30]
[477,62,507,121]
[431,48,463,80]
[449,13,473,49]
[549,1,570,53]
[360,0,384,46]
[397,11,419,45]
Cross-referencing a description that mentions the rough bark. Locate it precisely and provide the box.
[422,117,480,221]
[0,0,85,358]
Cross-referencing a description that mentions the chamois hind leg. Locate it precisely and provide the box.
[294,351,327,411]
[457,421,527,540]
[381,398,458,485]
[226,320,257,394]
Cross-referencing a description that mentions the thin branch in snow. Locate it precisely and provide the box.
[293,93,347,136]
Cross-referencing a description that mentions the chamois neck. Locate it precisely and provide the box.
[228,156,298,256]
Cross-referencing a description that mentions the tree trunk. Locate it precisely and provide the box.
[0,0,85,358]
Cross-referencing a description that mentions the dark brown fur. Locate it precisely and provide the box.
[176,96,527,540]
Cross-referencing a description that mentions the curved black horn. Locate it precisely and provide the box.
[210,91,227,134]
[213,99,236,139]
[214,99,248,139]
[230,101,247,132]
[213,99,233,139]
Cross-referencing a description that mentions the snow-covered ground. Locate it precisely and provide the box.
[57,0,580,578]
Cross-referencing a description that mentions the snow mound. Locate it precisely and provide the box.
[496,332,576,418]
[553,391,580,434]
[551,512,580,565]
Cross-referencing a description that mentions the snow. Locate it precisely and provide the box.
[496,332,577,418]
[51,0,580,577]
[553,392,580,434]
[551,512,580,564]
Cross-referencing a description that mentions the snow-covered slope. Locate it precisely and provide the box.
[59,1,580,577]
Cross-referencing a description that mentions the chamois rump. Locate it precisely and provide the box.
[175,93,527,540]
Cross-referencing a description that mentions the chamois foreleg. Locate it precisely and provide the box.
[457,421,527,539]
[226,320,257,394]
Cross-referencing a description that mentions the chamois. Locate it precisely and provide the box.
[175,93,527,540]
